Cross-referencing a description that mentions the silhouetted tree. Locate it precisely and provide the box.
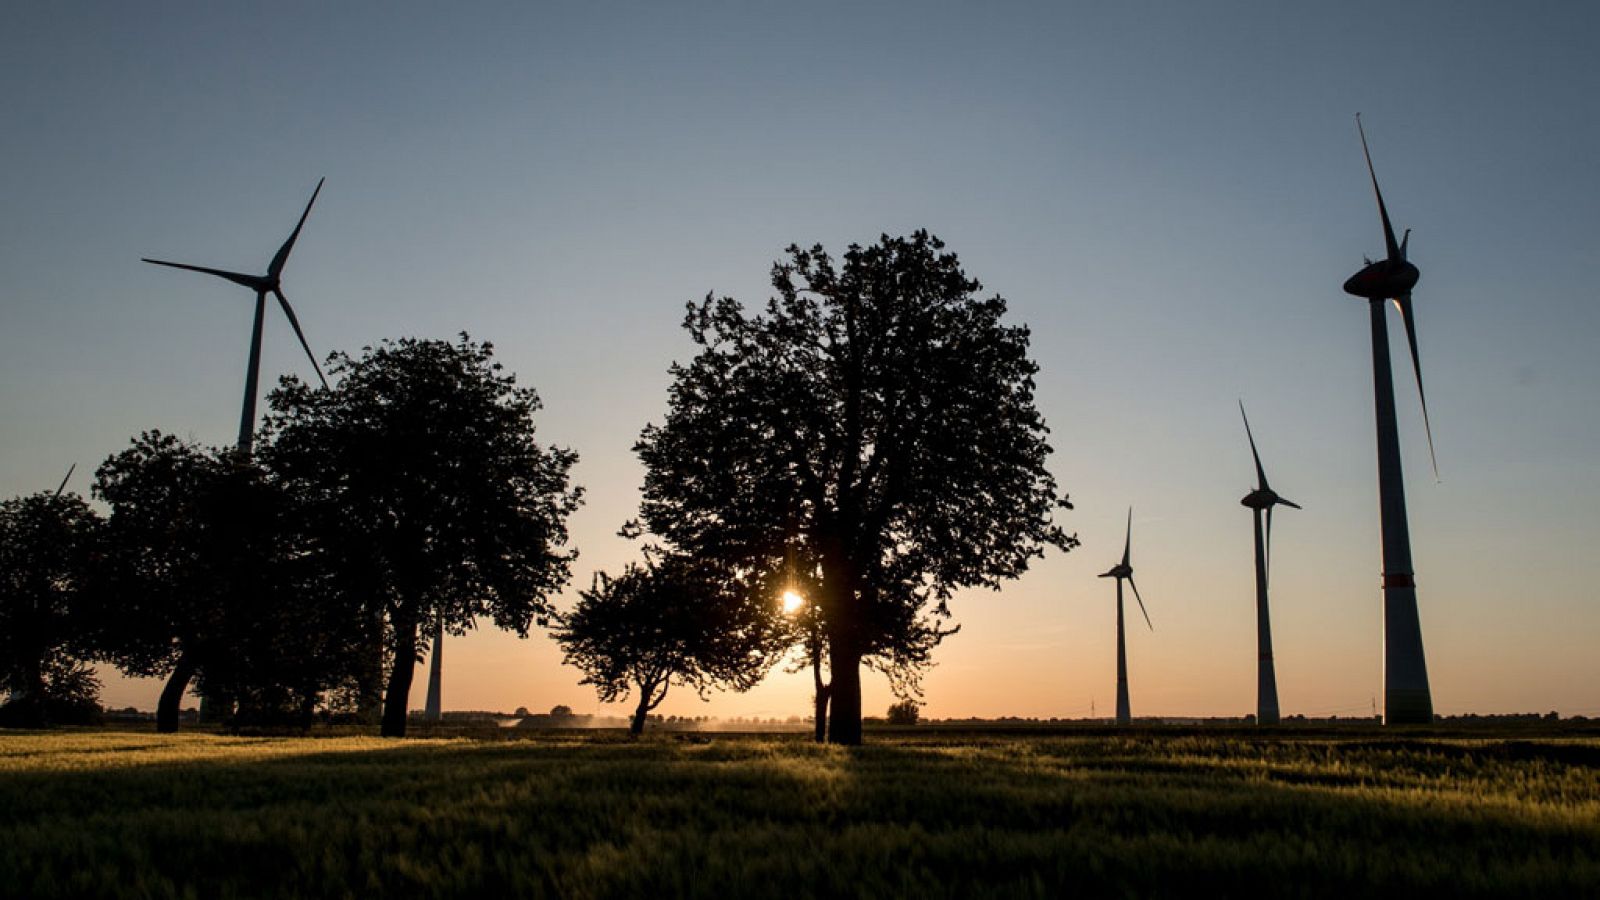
[0,490,103,726]
[555,553,782,735]
[549,704,573,717]
[886,698,921,726]
[92,433,299,731]
[201,468,373,730]
[635,232,1076,744]
[264,335,582,737]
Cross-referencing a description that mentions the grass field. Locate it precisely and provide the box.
[3,728,1598,898]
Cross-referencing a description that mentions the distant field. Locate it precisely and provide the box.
[3,728,1598,898]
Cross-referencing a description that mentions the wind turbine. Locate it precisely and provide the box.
[142,178,330,453]
[1238,402,1300,726]
[1099,508,1152,725]
[1341,115,1435,724]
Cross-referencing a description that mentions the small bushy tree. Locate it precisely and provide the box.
[0,490,103,726]
[886,699,921,726]
[555,553,783,735]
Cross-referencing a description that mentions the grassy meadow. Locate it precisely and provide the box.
[2,728,1598,898]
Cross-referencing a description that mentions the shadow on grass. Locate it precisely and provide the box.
[2,733,1596,898]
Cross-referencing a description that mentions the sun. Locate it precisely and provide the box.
[781,590,805,615]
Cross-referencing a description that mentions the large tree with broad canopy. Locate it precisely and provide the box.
[634,231,1076,744]
[263,335,582,737]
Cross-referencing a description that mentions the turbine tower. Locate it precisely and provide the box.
[1341,116,1436,724]
[424,617,444,723]
[1099,508,1152,725]
[1238,402,1300,726]
[143,178,330,453]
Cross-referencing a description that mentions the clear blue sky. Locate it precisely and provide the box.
[3,2,1597,719]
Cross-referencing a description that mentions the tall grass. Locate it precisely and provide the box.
[2,730,1596,898]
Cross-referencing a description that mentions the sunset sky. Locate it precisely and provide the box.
[3,3,1596,721]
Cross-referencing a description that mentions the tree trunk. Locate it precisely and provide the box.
[10,654,48,727]
[381,613,418,737]
[156,653,197,734]
[825,639,863,745]
[811,642,830,744]
[813,683,831,743]
[630,678,666,736]
[819,544,863,745]
[357,607,387,725]
[630,694,651,736]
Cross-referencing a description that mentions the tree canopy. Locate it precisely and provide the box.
[0,489,103,726]
[634,232,1076,743]
[94,433,240,731]
[92,432,335,731]
[264,334,583,736]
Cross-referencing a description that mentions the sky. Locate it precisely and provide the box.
[3,2,1597,721]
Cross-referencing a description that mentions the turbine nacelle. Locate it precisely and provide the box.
[1343,258,1419,300]
[1240,487,1294,510]
[1099,563,1132,580]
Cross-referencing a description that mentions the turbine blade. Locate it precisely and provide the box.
[1240,400,1269,491]
[142,258,266,291]
[268,177,325,279]
[1122,507,1132,569]
[1277,496,1303,510]
[54,463,75,496]
[274,289,329,388]
[1129,577,1153,631]
[1395,292,1439,480]
[1356,114,1402,262]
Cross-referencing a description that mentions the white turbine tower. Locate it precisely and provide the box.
[424,617,444,723]
[1341,115,1436,724]
[1099,508,1152,725]
[1238,402,1300,726]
